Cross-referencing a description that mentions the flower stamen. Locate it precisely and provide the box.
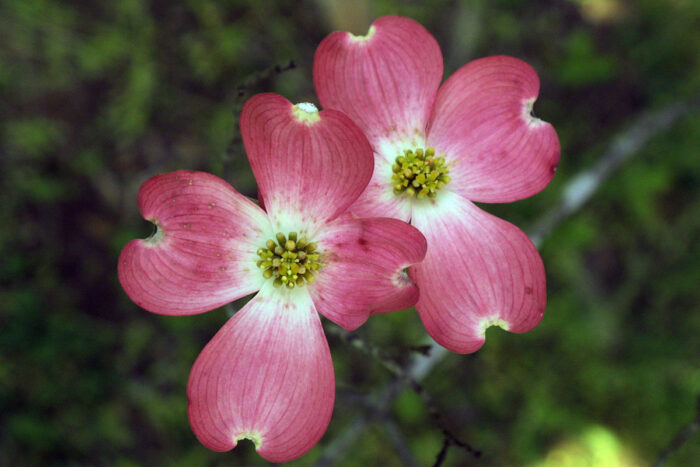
[391,147,450,198]
[257,232,322,288]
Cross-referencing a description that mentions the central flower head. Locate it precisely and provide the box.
[391,147,450,198]
[257,231,322,288]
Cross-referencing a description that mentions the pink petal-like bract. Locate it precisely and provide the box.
[311,214,427,331]
[314,15,443,145]
[314,15,560,352]
[411,194,546,353]
[118,170,270,316]
[188,284,334,462]
[240,93,373,232]
[314,16,442,222]
[427,55,561,203]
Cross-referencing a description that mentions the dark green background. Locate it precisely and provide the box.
[1,0,699,465]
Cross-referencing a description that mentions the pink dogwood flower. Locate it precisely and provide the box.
[314,16,561,353]
[118,93,427,462]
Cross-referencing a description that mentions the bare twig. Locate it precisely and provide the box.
[316,99,698,465]
[434,432,482,467]
[653,394,700,467]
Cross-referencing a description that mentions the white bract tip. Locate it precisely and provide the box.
[296,102,318,113]
[292,102,321,124]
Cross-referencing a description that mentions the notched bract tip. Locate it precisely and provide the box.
[235,431,263,450]
[349,25,376,42]
[143,219,164,246]
[522,97,546,128]
[478,317,510,337]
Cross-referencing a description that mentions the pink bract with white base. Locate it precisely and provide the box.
[118,93,427,462]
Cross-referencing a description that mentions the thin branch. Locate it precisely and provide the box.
[653,394,700,467]
[434,438,451,467]
[434,431,483,467]
[316,99,698,465]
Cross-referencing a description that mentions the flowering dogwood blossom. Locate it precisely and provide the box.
[314,16,561,353]
[118,93,426,462]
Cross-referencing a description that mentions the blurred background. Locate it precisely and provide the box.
[1,0,699,465]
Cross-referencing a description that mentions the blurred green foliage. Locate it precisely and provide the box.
[1,0,699,465]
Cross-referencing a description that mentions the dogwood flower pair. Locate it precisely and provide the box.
[314,15,561,353]
[118,94,426,461]
[119,14,560,462]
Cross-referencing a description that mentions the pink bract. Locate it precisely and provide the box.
[314,15,560,353]
[118,93,427,462]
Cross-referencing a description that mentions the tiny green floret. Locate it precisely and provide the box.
[256,232,322,289]
[391,147,450,198]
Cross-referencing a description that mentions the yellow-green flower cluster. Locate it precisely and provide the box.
[257,232,322,288]
[391,147,450,198]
